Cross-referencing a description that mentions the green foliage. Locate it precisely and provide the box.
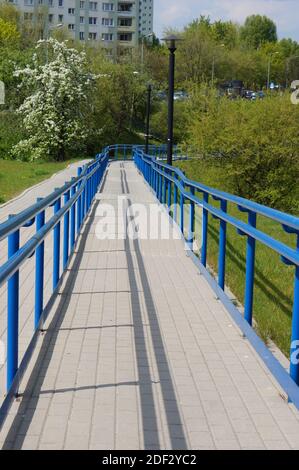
[240,15,278,49]
[187,89,299,213]
[0,17,20,47]
[0,111,24,159]
[150,101,188,143]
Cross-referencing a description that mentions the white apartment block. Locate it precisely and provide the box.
[138,0,153,37]
[6,0,154,52]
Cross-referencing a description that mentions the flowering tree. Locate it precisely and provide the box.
[13,39,95,161]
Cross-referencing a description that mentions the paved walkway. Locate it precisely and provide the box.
[1,161,299,450]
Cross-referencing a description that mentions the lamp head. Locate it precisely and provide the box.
[161,35,182,52]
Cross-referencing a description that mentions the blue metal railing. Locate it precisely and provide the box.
[134,147,299,390]
[103,143,182,161]
[0,149,109,400]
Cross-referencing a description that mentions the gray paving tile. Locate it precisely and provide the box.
[1,161,299,451]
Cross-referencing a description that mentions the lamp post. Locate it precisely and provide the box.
[162,35,182,166]
[145,83,152,154]
[267,51,279,90]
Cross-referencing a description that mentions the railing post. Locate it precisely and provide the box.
[218,199,227,290]
[163,172,167,204]
[201,192,209,267]
[7,221,20,391]
[70,179,76,252]
[35,201,45,330]
[77,167,82,236]
[173,177,178,222]
[167,177,172,209]
[290,234,299,385]
[63,190,70,270]
[188,186,195,250]
[244,211,257,325]
[180,181,185,236]
[53,197,61,291]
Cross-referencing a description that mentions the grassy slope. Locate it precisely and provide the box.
[0,159,80,204]
[176,158,296,358]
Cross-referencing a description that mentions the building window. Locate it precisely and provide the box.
[102,2,113,11]
[118,33,132,41]
[102,18,114,26]
[80,31,85,40]
[89,17,97,25]
[89,1,97,10]
[58,0,63,6]
[68,8,75,14]
[24,12,33,19]
[118,18,132,27]
[102,33,113,41]
[80,16,84,24]
[68,24,75,30]
[58,14,63,21]
[80,0,85,7]
[89,32,97,40]
[48,14,54,23]
[118,3,132,12]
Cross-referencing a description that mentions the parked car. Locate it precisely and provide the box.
[243,90,255,100]
[174,90,189,101]
[256,91,265,99]
[155,91,167,101]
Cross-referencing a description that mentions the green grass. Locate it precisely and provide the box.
[0,159,80,204]
[175,159,297,358]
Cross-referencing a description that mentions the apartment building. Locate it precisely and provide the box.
[6,0,154,53]
[138,0,153,37]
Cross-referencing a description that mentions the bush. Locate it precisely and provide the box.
[187,89,299,213]
[0,111,25,159]
[151,101,189,143]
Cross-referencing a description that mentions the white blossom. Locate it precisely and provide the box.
[12,39,96,161]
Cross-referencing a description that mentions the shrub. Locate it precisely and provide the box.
[187,89,299,213]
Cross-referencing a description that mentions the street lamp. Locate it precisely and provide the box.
[145,83,152,154]
[267,51,279,90]
[162,35,182,166]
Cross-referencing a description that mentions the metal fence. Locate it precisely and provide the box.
[0,150,109,409]
[134,147,299,393]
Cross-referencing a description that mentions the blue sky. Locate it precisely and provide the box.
[154,0,299,41]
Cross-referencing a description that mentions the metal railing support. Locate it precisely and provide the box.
[34,201,45,330]
[7,222,20,391]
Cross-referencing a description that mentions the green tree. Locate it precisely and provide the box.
[12,39,96,161]
[0,17,20,47]
[241,15,277,49]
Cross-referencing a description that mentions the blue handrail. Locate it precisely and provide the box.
[0,149,109,399]
[133,147,299,389]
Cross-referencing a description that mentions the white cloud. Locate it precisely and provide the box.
[154,0,299,41]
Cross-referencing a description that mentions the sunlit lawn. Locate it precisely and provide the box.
[0,159,80,204]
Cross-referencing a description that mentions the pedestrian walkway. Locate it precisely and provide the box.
[1,161,299,450]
